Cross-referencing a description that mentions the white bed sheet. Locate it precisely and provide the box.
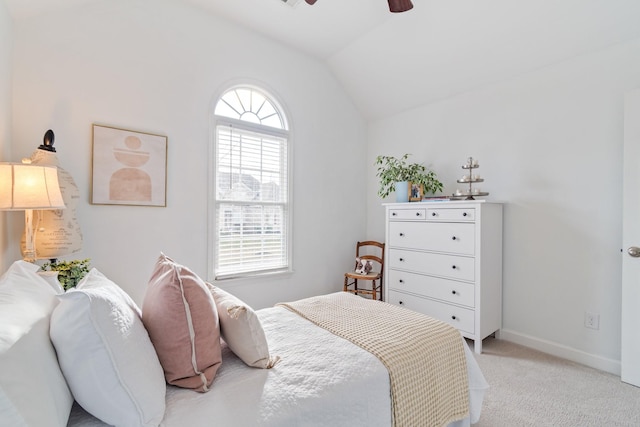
[68,306,487,427]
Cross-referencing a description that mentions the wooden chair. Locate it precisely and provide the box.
[343,241,385,301]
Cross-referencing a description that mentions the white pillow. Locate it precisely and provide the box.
[0,261,73,427]
[50,268,166,427]
[37,270,65,294]
[206,283,278,369]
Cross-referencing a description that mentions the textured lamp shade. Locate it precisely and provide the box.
[0,163,65,210]
[0,162,65,261]
[388,0,413,13]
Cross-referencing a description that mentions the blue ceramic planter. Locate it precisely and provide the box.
[395,181,409,203]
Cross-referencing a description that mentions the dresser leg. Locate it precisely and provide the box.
[474,338,482,354]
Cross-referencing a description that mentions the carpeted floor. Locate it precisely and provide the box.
[471,338,640,426]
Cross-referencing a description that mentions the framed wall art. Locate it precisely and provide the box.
[91,124,167,206]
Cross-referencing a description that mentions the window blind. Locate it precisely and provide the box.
[215,124,289,279]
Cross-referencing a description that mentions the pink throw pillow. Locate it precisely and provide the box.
[142,254,222,392]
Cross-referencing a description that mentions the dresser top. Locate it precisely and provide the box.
[383,200,502,207]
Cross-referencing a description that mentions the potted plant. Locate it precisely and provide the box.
[41,258,91,291]
[375,154,443,202]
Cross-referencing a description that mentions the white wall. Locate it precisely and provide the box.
[367,37,640,372]
[0,0,12,273]
[10,0,367,308]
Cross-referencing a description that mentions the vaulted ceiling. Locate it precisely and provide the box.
[5,0,640,120]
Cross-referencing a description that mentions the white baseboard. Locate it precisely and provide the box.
[498,329,621,376]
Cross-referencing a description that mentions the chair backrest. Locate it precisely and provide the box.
[354,240,385,275]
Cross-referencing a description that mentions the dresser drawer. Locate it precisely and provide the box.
[388,248,475,281]
[388,290,475,335]
[388,208,427,221]
[388,222,475,255]
[426,208,475,221]
[387,269,475,308]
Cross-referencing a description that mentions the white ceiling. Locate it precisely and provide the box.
[5,0,640,120]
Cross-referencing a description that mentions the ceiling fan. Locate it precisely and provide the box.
[304,0,414,13]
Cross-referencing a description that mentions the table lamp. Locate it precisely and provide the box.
[0,161,66,262]
[22,130,83,260]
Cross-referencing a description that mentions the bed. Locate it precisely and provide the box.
[0,259,488,427]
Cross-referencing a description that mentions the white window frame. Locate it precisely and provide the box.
[208,85,292,282]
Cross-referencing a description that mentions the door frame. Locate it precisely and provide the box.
[621,88,640,387]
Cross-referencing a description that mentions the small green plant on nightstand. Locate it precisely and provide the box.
[41,259,91,290]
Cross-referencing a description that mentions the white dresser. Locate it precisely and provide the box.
[384,201,503,353]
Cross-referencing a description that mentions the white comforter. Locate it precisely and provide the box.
[68,307,487,427]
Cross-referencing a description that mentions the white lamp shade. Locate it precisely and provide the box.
[0,163,65,210]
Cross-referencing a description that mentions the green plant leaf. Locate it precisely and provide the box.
[41,258,91,291]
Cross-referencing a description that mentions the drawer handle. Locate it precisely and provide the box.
[463,212,468,217]
[415,212,421,217]
[431,212,437,217]
[399,258,405,262]
[451,290,457,295]
[399,279,404,284]
[452,236,457,241]
[399,233,404,237]
[451,315,457,320]
[452,265,457,269]
[399,301,404,305]
[392,212,397,216]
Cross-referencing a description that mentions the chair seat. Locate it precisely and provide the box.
[345,271,381,280]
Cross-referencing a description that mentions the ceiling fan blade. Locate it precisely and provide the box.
[388,0,413,13]
[304,0,413,13]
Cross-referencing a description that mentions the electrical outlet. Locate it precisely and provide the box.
[585,312,600,330]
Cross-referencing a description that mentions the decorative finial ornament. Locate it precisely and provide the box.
[39,129,56,152]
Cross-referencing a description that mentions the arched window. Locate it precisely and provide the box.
[211,86,291,280]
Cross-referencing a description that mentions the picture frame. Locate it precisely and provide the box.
[91,124,167,206]
[408,182,423,202]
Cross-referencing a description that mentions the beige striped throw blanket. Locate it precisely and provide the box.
[277,292,469,427]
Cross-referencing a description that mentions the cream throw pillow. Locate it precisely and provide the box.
[143,254,222,392]
[206,283,278,369]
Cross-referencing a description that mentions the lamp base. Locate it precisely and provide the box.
[23,209,37,263]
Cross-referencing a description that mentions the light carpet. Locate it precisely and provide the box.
[471,338,640,426]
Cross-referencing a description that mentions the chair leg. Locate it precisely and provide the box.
[344,277,359,295]
[372,280,376,301]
